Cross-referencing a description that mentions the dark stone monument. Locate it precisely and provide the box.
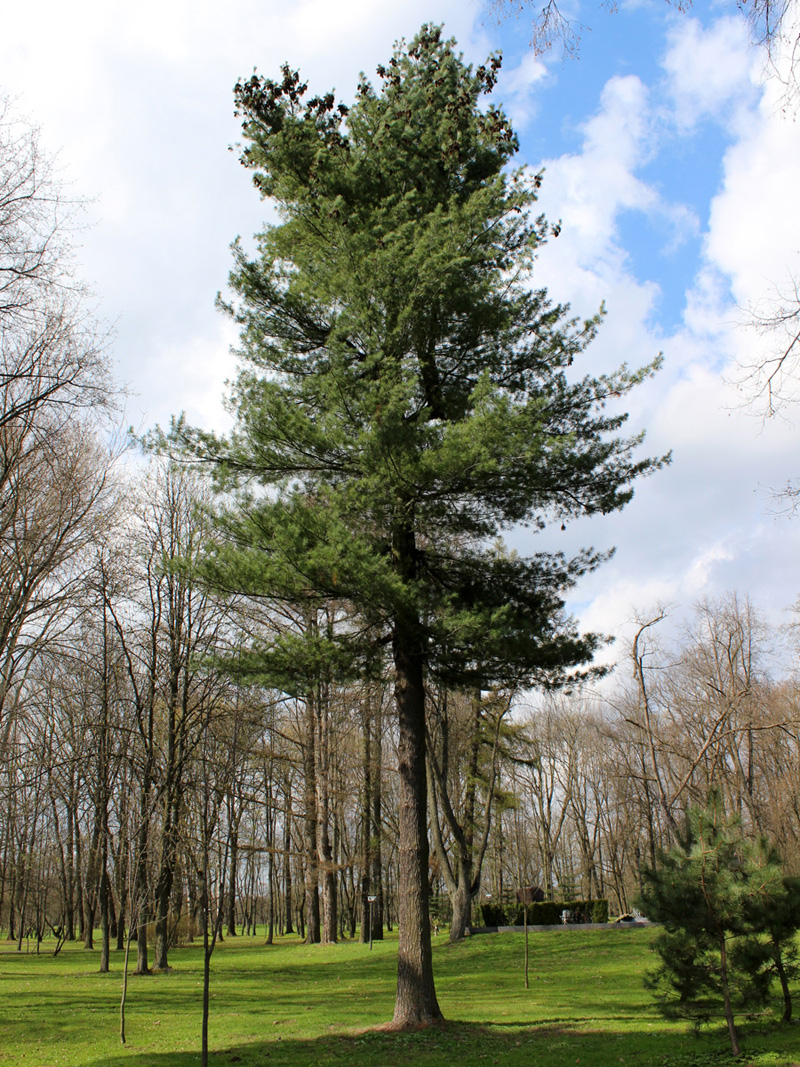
[515,886,545,905]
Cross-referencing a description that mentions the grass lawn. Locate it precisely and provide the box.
[1,927,798,1067]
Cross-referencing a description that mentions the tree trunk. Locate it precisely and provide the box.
[458,694,482,942]
[153,796,178,971]
[74,815,85,942]
[303,696,320,944]
[370,692,384,940]
[718,934,740,1057]
[153,869,174,970]
[99,862,110,973]
[226,822,238,937]
[449,874,473,944]
[109,883,118,942]
[187,864,198,942]
[360,697,373,944]
[448,693,482,942]
[265,765,275,945]
[773,940,793,1023]
[267,849,275,945]
[360,689,385,943]
[390,611,442,1027]
[134,810,150,975]
[316,685,337,944]
[84,811,101,950]
[427,690,504,944]
[283,782,294,935]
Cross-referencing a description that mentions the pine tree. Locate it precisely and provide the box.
[639,797,796,1056]
[195,25,665,1027]
[737,840,800,1024]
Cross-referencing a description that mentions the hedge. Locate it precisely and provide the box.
[479,898,609,927]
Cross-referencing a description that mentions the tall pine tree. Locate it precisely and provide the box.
[194,26,664,1027]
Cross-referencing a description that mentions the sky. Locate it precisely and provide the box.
[2,0,799,679]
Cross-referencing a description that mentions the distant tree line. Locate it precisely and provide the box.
[4,496,799,962]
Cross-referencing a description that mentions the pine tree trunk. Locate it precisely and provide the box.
[718,935,740,1057]
[773,941,793,1022]
[390,610,442,1027]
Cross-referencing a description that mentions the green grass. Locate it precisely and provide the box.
[1,928,798,1066]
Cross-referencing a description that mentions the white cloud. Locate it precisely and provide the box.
[1,0,488,437]
[684,540,736,590]
[524,9,800,655]
[661,14,759,133]
[539,75,657,263]
[677,10,800,418]
[501,51,549,128]
[704,108,800,312]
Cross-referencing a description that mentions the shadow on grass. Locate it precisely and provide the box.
[95,1020,602,1067]
[92,1018,769,1067]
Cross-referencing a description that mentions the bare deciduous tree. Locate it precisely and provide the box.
[489,0,798,79]
[0,99,118,761]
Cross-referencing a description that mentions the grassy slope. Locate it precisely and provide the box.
[0,928,798,1067]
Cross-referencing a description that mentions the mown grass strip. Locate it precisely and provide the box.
[0,928,797,1066]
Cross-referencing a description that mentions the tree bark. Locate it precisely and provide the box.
[265,760,275,945]
[303,696,320,944]
[718,934,741,1057]
[226,820,238,937]
[153,786,180,971]
[316,683,337,944]
[134,799,150,974]
[773,940,793,1022]
[360,696,373,944]
[283,782,294,935]
[449,877,473,944]
[99,861,110,973]
[370,694,384,940]
[390,609,442,1027]
[427,690,504,942]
